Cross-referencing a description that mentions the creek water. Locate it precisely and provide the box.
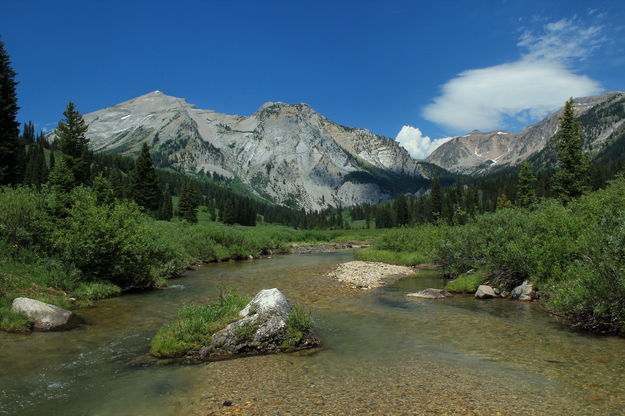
[1,252,624,415]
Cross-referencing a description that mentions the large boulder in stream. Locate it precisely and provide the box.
[475,285,498,299]
[11,297,81,331]
[196,288,319,361]
[511,280,536,301]
[406,288,452,299]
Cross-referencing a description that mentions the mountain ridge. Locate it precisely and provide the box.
[77,91,444,210]
[426,91,625,174]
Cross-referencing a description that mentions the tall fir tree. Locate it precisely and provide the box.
[131,143,161,212]
[0,40,20,186]
[516,162,538,208]
[178,180,199,223]
[159,190,173,221]
[394,194,410,226]
[430,176,442,222]
[552,98,590,203]
[55,102,90,186]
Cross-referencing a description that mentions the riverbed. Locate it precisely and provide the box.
[1,252,624,415]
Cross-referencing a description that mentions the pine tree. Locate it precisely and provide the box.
[516,162,537,208]
[430,176,442,222]
[220,198,235,225]
[93,173,115,204]
[552,98,590,203]
[159,190,173,221]
[178,180,198,223]
[0,40,20,186]
[394,194,410,226]
[131,143,161,212]
[55,102,90,186]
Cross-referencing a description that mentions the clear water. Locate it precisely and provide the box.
[1,252,624,415]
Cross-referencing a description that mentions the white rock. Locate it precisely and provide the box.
[511,280,535,301]
[475,285,498,299]
[11,297,80,331]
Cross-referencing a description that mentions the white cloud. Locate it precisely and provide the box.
[395,125,452,159]
[422,17,606,133]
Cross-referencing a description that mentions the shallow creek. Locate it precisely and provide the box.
[1,252,624,415]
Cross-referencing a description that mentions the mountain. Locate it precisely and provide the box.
[79,91,445,210]
[426,92,625,174]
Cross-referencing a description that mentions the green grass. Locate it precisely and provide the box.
[150,290,251,357]
[355,248,428,266]
[444,271,487,293]
[0,298,32,333]
[281,305,313,350]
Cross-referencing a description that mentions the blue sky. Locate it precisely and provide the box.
[2,0,624,158]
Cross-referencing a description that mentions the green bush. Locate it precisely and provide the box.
[0,186,50,246]
[51,188,164,289]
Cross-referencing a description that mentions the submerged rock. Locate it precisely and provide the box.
[511,280,536,301]
[196,288,319,361]
[406,288,452,299]
[475,285,498,299]
[11,297,81,331]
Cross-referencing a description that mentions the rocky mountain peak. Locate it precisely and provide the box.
[77,92,441,211]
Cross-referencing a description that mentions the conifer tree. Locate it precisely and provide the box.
[552,98,590,203]
[430,176,442,222]
[0,40,20,186]
[93,173,115,204]
[178,180,198,223]
[516,162,538,208]
[394,194,410,226]
[55,102,90,185]
[131,143,161,212]
[220,198,235,225]
[159,190,173,221]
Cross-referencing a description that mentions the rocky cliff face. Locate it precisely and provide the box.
[82,91,441,210]
[426,92,625,174]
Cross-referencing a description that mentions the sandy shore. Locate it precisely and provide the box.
[326,260,416,289]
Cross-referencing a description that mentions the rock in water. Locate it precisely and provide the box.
[406,288,452,299]
[511,280,536,301]
[197,288,319,361]
[11,297,81,331]
[475,285,498,299]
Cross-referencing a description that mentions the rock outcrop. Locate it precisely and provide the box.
[11,297,81,331]
[475,285,498,299]
[196,289,319,361]
[511,280,536,301]
[406,288,452,299]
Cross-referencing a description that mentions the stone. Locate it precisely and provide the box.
[406,288,452,299]
[511,280,536,301]
[197,288,319,361]
[11,297,81,331]
[475,285,498,299]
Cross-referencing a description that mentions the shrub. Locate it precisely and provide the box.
[51,188,163,289]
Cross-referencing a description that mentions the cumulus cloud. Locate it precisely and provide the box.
[423,18,605,133]
[395,125,452,159]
